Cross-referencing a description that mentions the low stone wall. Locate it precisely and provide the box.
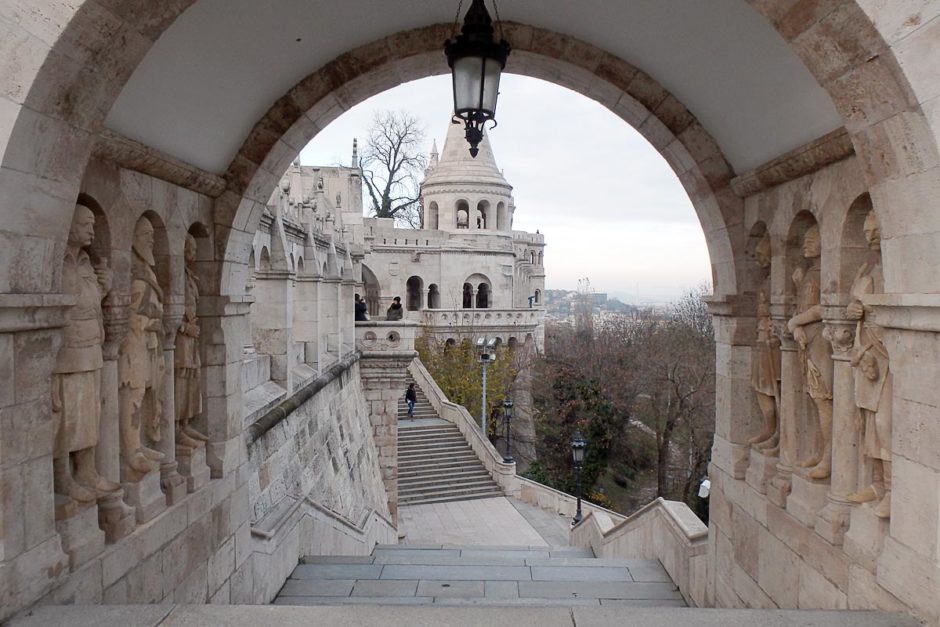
[571,498,709,607]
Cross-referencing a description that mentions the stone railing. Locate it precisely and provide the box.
[355,320,420,355]
[515,476,626,523]
[420,308,541,330]
[571,497,708,607]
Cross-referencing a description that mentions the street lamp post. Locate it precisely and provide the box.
[571,430,587,525]
[502,399,514,463]
[476,337,497,436]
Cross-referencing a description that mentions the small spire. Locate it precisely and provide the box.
[351,138,359,168]
[430,139,439,167]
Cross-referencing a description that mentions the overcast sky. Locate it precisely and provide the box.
[299,74,711,303]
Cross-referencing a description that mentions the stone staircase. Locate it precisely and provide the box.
[275,544,685,607]
[397,381,503,506]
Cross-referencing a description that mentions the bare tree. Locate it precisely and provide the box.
[360,110,428,228]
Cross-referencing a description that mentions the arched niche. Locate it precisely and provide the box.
[838,194,875,297]
[477,200,490,230]
[361,264,381,317]
[476,283,490,309]
[76,193,112,266]
[462,282,473,309]
[259,247,272,272]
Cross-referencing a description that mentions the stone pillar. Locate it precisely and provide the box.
[159,304,187,505]
[200,294,251,479]
[293,276,321,373]
[357,321,420,526]
[319,277,340,367]
[97,294,136,542]
[767,317,801,508]
[0,296,72,614]
[251,268,293,390]
[815,319,858,544]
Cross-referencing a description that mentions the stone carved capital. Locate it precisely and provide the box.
[102,293,131,360]
[823,321,856,357]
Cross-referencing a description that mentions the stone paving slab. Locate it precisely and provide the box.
[518,580,683,600]
[571,608,922,627]
[380,564,533,581]
[623,561,673,583]
[291,564,384,580]
[377,543,444,550]
[274,596,429,606]
[374,554,527,566]
[549,548,594,558]
[352,579,419,597]
[484,580,520,598]
[524,557,644,567]
[530,565,632,582]
[417,580,485,598]
[460,548,551,559]
[301,555,375,564]
[374,548,461,558]
[9,606,174,627]
[278,579,356,596]
[599,598,688,607]
[434,597,601,606]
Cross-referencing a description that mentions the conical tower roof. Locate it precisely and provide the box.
[422,121,512,190]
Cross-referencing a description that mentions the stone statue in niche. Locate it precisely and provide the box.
[786,224,833,480]
[748,234,780,453]
[175,234,208,450]
[52,204,121,515]
[118,216,165,478]
[846,210,892,518]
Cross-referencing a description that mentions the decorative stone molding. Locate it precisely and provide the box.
[824,321,856,360]
[730,128,855,197]
[92,130,226,198]
[0,293,75,332]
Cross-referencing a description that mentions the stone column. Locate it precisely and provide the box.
[251,268,294,390]
[767,315,801,508]
[319,277,340,367]
[293,276,321,373]
[815,318,858,544]
[97,294,136,542]
[159,304,187,505]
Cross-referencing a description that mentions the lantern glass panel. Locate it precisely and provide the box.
[453,56,484,113]
[482,57,501,114]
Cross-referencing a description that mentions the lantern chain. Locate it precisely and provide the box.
[492,0,505,40]
[452,0,465,38]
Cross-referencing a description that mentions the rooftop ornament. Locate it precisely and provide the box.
[444,0,510,158]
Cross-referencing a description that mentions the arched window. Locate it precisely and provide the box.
[476,283,490,309]
[529,250,535,264]
[496,201,506,230]
[534,289,541,304]
[463,283,473,308]
[456,200,469,229]
[406,276,423,311]
[427,201,439,230]
[477,200,490,230]
[427,284,441,309]
[537,251,542,265]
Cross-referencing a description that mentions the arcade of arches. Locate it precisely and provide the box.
[1,1,940,624]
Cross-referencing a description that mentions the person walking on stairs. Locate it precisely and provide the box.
[405,383,417,420]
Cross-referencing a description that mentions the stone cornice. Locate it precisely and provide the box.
[420,184,513,197]
[93,129,226,198]
[730,128,854,197]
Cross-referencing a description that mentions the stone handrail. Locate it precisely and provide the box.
[408,358,518,491]
[571,497,708,607]
[421,309,541,329]
[514,476,627,523]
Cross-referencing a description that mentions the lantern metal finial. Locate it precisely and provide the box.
[445,0,510,158]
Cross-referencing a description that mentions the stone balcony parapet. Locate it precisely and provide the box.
[355,320,419,354]
[419,308,543,331]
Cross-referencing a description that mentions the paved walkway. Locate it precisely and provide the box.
[398,496,571,547]
[274,545,682,607]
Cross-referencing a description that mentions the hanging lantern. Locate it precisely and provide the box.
[444,0,510,158]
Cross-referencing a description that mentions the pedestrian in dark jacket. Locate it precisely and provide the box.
[386,296,403,321]
[405,383,417,419]
[354,294,368,321]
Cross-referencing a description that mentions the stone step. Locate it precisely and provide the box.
[399,460,484,473]
[399,447,475,461]
[399,483,502,502]
[399,476,497,495]
[399,440,470,453]
[18,605,922,626]
[399,489,505,506]
[398,431,462,442]
[397,426,457,435]
[399,466,489,480]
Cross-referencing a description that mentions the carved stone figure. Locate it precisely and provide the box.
[846,211,891,518]
[175,234,208,451]
[749,234,780,452]
[53,204,121,515]
[118,216,166,479]
[786,224,833,480]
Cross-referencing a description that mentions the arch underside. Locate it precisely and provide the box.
[1,2,940,623]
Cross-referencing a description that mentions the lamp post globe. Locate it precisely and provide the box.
[444,0,511,158]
